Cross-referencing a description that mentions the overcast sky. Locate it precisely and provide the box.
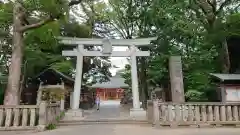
[109,46,129,76]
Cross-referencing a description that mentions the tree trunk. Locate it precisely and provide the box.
[4,3,24,105]
[19,60,27,103]
[139,57,149,109]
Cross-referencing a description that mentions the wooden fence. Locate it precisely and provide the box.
[0,101,61,131]
[147,100,240,127]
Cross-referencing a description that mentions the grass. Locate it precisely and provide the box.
[46,111,65,130]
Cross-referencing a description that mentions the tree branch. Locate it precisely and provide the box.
[20,16,54,32]
[234,3,240,11]
[216,0,232,15]
[195,0,216,27]
[195,0,212,15]
[69,0,83,6]
[207,0,216,13]
[20,0,84,32]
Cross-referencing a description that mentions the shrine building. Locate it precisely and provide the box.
[90,72,128,100]
[210,73,240,102]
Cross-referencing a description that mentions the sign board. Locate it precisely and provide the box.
[226,88,240,101]
[102,39,112,54]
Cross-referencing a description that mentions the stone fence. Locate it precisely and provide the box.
[147,100,240,127]
[0,101,61,131]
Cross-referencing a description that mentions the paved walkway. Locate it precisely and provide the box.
[4,124,240,135]
[84,100,129,120]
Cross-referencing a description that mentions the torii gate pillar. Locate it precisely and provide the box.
[129,46,145,119]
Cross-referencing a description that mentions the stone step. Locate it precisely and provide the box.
[58,119,149,126]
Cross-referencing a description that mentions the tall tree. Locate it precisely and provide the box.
[190,0,240,73]
[84,0,154,102]
[3,0,83,105]
[112,0,240,101]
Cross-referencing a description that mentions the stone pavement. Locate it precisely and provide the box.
[4,124,240,135]
[84,100,129,120]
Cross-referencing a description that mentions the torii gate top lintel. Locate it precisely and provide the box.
[58,36,157,46]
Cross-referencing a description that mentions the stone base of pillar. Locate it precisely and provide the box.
[130,108,146,120]
[62,109,84,121]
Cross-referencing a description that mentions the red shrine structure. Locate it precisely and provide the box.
[90,72,128,100]
[96,88,124,100]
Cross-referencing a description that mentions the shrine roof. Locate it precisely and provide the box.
[210,73,240,81]
[33,68,74,86]
[89,73,128,88]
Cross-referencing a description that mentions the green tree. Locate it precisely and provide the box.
[0,0,112,105]
[98,0,240,101]
[146,0,240,101]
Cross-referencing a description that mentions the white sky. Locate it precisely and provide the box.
[109,46,129,75]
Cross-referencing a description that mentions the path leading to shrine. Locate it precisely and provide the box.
[84,100,130,120]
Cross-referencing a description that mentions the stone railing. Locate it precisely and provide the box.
[149,100,240,127]
[0,105,39,130]
[0,101,61,131]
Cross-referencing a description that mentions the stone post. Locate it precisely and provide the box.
[36,82,43,105]
[153,99,160,127]
[60,81,65,111]
[169,56,185,103]
[70,92,73,108]
[60,97,65,111]
[220,86,226,102]
[38,101,47,131]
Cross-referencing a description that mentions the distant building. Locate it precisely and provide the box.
[22,68,95,109]
[89,72,128,100]
[210,73,240,102]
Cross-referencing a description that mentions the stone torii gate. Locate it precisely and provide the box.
[59,37,156,119]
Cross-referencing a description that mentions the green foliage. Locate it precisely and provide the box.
[185,90,205,101]
[21,19,111,83]
[25,22,60,50]
[50,61,74,74]
[0,2,12,24]
[24,0,69,17]
[0,0,112,104]
[121,64,131,86]
[0,83,5,104]
[56,111,65,121]
[109,0,240,101]
[46,111,65,130]
[226,13,240,37]
[23,21,65,79]
[46,123,57,130]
